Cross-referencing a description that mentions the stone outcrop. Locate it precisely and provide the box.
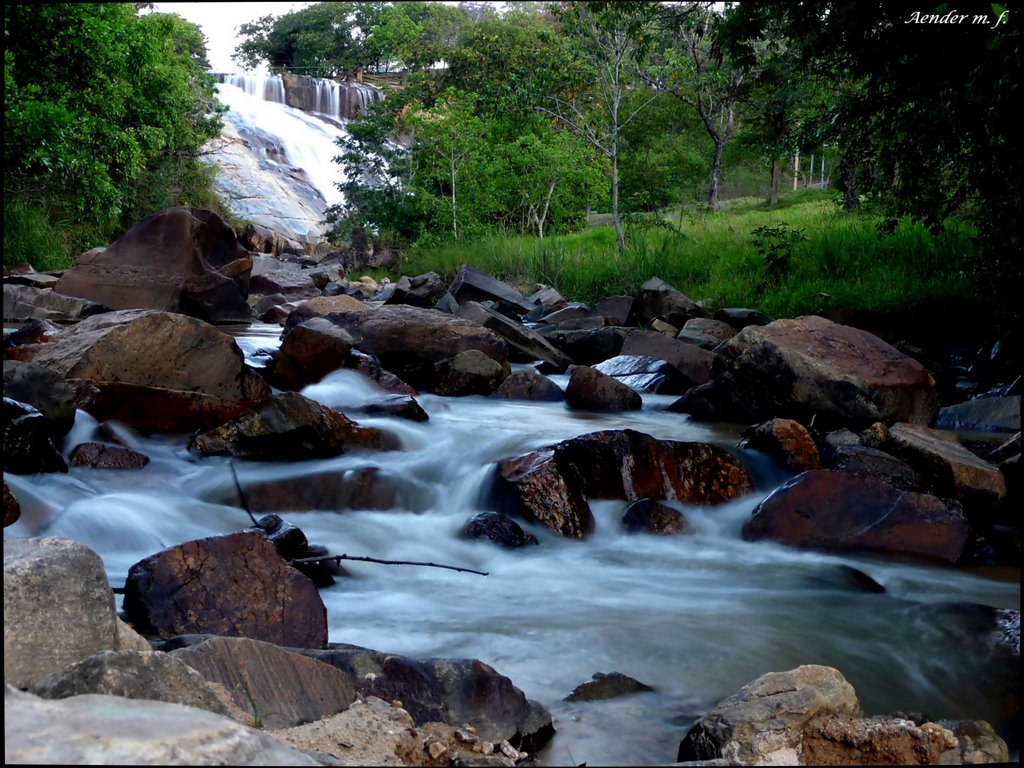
[121,531,328,648]
[26,309,272,432]
[677,315,941,429]
[677,665,1008,765]
[742,469,970,562]
[54,207,253,324]
[297,646,555,754]
[171,636,356,730]
[28,650,232,718]
[4,685,320,765]
[565,364,643,411]
[448,264,535,315]
[4,538,118,688]
[493,430,752,537]
[315,304,511,392]
[188,391,400,460]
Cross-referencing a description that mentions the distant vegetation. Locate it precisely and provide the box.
[3,2,1018,322]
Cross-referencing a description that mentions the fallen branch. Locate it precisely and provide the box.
[229,460,260,527]
[291,553,488,577]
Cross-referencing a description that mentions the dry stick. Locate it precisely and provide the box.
[292,553,488,577]
[229,459,261,527]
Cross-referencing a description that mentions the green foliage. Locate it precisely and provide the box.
[749,224,806,285]
[4,3,223,268]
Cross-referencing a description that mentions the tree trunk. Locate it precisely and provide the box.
[769,158,782,206]
[707,140,725,210]
[839,154,860,212]
[611,143,625,254]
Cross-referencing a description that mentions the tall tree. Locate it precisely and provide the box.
[542,1,661,254]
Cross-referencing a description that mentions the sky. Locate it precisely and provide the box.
[152,2,312,73]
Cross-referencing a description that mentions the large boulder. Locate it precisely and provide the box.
[4,686,319,765]
[620,330,714,386]
[3,283,108,323]
[630,276,706,328]
[272,316,355,389]
[936,396,1021,434]
[27,309,271,432]
[3,360,80,438]
[386,271,447,308]
[248,254,319,299]
[447,264,535,315]
[121,530,328,648]
[28,650,232,718]
[677,317,738,349]
[592,354,692,394]
[2,398,68,474]
[433,349,507,396]
[316,304,510,392]
[742,469,970,563]
[492,430,752,537]
[677,665,1007,765]
[171,637,356,730]
[884,423,1007,514]
[297,646,555,754]
[54,207,253,324]
[742,418,821,474]
[4,538,118,688]
[677,315,940,430]
[188,391,400,460]
[456,301,574,372]
[490,369,566,402]
[565,365,643,411]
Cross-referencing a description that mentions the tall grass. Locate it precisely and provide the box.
[400,189,976,318]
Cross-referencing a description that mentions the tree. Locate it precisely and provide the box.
[4,3,223,265]
[542,1,661,254]
[642,3,743,210]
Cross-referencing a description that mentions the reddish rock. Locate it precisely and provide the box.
[122,530,327,647]
[53,207,252,324]
[565,365,642,411]
[885,422,1007,513]
[742,469,969,563]
[678,315,940,429]
[493,449,594,538]
[622,499,689,535]
[743,418,821,474]
[273,316,355,389]
[189,391,400,460]
[69,442,150,470]
[238,466,400,513]
[28,309,271,432]
[462,511,539,548]
[345,350,419,396]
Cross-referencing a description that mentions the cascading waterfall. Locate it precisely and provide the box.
[217,72,382,122]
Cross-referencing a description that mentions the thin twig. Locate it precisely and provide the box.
[291,553,488,577]
[229,460,260,527]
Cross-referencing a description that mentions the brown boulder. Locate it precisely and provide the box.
[565,365,642,411]
[189,391,400,460]
[742,469,969,563]
[620,330,713,386]
[171,636,356,729]
[630,277,706,328]
[462,511,539,548]
[28,309,271,432]
[3,283,109,324]
[273,316,355,389]
[885,422,1007,514]
[677,317,737,349]
[622,499,689,535]
[53,207,252,324]
[448,264,535,315]
[493,449,594,538]
[122,530,327,647]
[565,672,655,702]
[321,304,510,392]
[434,349,507,396]
[456,300,573,373]
[68,442,150,470]
[742,418,821,474]
[678,315,940,429]
[490,369,566,402]
[234,466,401,513]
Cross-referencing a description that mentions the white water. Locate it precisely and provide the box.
[215,79,348,209]
[4,325,1019,765]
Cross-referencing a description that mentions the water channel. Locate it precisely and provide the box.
[4,323,1019,765]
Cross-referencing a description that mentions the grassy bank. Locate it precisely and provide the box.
[399,190,977,318]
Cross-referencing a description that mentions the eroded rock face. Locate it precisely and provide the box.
[122,530,328,648]
[4,538,118,688]
[54,207,253,324]
[188,391,400,460]
[493,430,752,537]
[679,315,940,430]
[742,469,969,563]
[28,309,271,432]
[171,636,356,730]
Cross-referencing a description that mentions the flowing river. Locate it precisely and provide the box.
[4,323,1019,766]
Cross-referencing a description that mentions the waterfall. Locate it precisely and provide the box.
[216,73,383,122]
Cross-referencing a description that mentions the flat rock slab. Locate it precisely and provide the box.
[171,636,356,730]
[4,685,320,765]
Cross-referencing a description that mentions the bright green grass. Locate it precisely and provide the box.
[399,189,976,317]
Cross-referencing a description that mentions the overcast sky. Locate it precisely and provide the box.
[152,2,312,73]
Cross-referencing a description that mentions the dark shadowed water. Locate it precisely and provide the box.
[4,323,1018,766]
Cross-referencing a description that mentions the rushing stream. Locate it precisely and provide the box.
[4,323,1019,766]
